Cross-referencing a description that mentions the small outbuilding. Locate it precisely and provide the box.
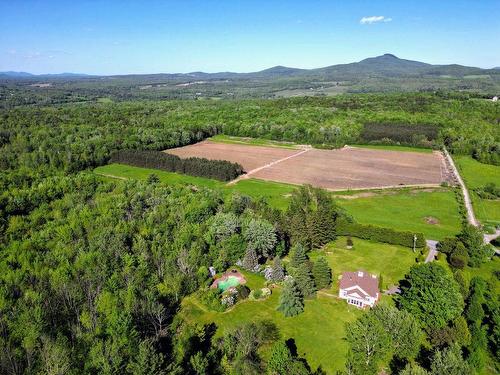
[338,270,379,308]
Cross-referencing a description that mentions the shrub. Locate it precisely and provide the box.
[235,285,250,300]
[346,236,353,248]
[251,289,263,300]
[200,288,225,312]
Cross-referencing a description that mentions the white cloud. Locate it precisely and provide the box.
[360,16,392,25]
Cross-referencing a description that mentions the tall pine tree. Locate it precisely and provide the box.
[290,244,308,269]
[291,263,316,298]
[270,257,285,282]
[242,248,258,271]
[277,279,304,317]
[313,257,332,290]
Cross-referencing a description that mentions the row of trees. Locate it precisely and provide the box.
[110,149,244,181]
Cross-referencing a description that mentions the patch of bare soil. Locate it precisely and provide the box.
[425,216,440,225]
[165,141,444,190]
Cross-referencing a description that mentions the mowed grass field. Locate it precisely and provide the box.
[310,236,418,291]
[454,156,500,225]
[95,164,462,238]
[337,189,462,240]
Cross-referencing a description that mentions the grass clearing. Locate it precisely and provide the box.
[337,189,462,240]
[454,156,500,225]
[311,236,417,291]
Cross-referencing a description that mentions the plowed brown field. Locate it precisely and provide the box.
[164,141,445,190]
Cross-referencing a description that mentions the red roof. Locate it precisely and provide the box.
[339,270,379,298]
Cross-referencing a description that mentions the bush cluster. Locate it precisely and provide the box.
[110,149,244,181]
[337,218,426,248]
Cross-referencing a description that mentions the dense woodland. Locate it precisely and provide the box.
[0,92,499,374]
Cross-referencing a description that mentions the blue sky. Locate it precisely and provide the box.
[1,0,499,75]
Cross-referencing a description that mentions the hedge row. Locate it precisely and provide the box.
[337,219,426,248]
[110,150,244,181]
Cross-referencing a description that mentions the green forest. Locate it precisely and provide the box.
[1,92,499,374]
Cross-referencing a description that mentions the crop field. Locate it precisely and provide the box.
[165,140,445,190]
[165,140,300,171]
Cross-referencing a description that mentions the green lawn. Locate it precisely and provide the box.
[94,164,297,210]
[311,236,417,291]
[337,189,462,240]
[180,268,362,374]
[454,156,500,225]
[228,178,296,210]
[210,134,301,149]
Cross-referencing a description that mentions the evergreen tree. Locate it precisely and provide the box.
[291,263,316,298]
[277,279,304,317]
[270,257,285,282]
[430,344,472,375]
[312,257,332,290]
[126,339,165,375]
[242,248,258,271]
[290,244,308,269]
[400,363,430,375]
[147,173,160,184]
[267,341,291,375]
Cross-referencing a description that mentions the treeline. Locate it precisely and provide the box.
[110,149,243,181]
[337,218,426,248]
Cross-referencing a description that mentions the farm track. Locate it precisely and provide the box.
[443,148,479,227]
[227,148,311,185]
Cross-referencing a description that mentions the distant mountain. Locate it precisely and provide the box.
[248,65,307,78]
[0,71,35,77]
[0,71,91,79]
[2,54,498,81]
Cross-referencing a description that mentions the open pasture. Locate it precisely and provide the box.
[165,140,445,190]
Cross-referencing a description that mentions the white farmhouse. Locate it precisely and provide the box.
[338,270,379,308]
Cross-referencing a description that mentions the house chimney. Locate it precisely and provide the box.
[357,271,364,277]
